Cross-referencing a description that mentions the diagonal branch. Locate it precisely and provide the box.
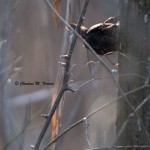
[43,85,148,150]
[33,0,90,149]
[44,0,150,138]
[112,94,150,147]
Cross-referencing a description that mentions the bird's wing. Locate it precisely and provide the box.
[87,23,116,34]
[87,23,104,34]
[104,16,119,24]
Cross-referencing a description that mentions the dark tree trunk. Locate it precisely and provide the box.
[117,0,150,148]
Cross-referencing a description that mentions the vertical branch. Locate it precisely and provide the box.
[51,0,72,146]
[83,117,93,150]
[18,103,31,150]
[0,0,10,149]
[61,0,71,54]
[33,0,90,149]
[117,0,150,147]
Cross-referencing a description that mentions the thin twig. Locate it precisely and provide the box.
[43,85,148,149]
[33,0,90,149]
[44,0,147,134]
[3,103,46,150]
[33,88,64,150]
[0,56,22,75]
[43,119,85,150]
[69,61,101,80]
[69,63,145,86]
[74,77,104,92]
[74,74,146,92]
[83,117,93,150]
[69,60,100,74]
[51,0,72,146]
[85,145,150,150]
[56,0,71,89]
[35,0,150,149]
[87,85,149,118]
[71,61,146,82]
[44,0,112,72]
[112,94,150,147]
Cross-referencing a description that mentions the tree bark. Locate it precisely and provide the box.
[117,0,150,148]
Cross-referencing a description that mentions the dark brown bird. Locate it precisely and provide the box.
[70,17,119,55]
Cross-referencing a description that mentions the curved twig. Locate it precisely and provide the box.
[44,0,145,127]
[43,85,149,149]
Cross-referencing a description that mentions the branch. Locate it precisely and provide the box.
[112,94,150,147]
[44,0,145,130]
[85,145,150,149]
[0,56,22,75]
[73,73,146,92]
[43,85,148,149]
[83,118,93,150]
[34,0,150,149]
[3,101,46,150]
[33,0,90,149]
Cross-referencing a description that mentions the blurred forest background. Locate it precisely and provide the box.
[0,0,150,150]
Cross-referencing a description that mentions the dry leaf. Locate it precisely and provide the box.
[52,0,62,28]
[51,79,59,140]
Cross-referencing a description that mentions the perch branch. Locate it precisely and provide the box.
[33,0,90,149]
[35,0,150,149]
[44,0,146,128]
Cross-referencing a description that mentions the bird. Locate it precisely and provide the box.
[69,17,119,56]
